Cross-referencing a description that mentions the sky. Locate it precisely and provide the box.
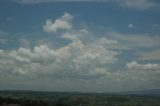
[0,0,160,93]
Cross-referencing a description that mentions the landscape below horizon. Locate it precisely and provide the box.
[0,90,160,106]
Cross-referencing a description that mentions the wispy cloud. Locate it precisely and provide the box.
[107,31,160,49]
[0,30,10,45]
[12,0,93,4]
[12,0,158,10]
[138,50,160,60]
[116,0,156,10]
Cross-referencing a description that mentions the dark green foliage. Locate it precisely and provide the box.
[0,91,160,106]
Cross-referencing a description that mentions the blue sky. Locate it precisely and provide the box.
[0,0,160,92]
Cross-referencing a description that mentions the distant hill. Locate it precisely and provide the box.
[121,89,160,97]
[1,89,160,97]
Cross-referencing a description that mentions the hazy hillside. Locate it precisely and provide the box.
[121,89,160,97]
[0,90,160,106]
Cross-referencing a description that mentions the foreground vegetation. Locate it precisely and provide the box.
[0,91,160,106]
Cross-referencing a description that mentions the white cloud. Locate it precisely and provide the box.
[105,31,160,64]
[124,61,160,90]
[43,13,73,32]
[0,38,119,78]
[12,0,158,10]
[61,28,89,41]
[117,0,156,10]
[1,41,160,91]
[126,61,158,70]
[128,23,133,28]
[0,13,120,84]
[96,37,118,45]
[13,0,93,4]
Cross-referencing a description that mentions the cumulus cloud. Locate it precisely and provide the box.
[43,13,73,32]
[124,61,160,90]
[1,40,160,91]
[0,13,120,88]
[126,61,158,70]
[0,39,119,79]
[61,28,90,41]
